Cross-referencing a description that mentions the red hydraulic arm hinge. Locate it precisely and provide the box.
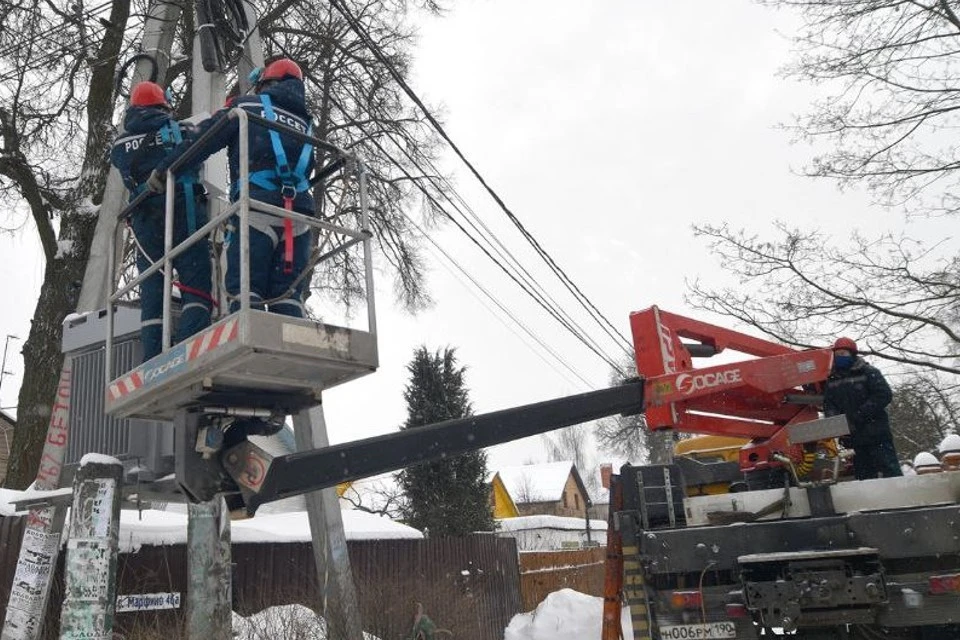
[630,306,834,472]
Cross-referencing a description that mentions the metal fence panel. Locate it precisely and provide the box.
[518,548,606,612]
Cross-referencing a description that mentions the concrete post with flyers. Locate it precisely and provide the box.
[58,457,124,639]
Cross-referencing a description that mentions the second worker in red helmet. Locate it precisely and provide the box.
[823,337,903,480]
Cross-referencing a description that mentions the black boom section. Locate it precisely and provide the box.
[239,380,645,512]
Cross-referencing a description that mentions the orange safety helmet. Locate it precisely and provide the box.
[833,337,858,353]
[130,81,170,108]
[260,58,303,82]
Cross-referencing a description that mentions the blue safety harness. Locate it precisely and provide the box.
[158,121,199,235]
[132,120,199,234]
[244,94,314,273]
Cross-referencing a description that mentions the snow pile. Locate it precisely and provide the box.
[79,452,122,467]
[232,605,382,640]
[503,589,632,640]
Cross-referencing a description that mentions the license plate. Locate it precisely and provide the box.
[659,622,737,639]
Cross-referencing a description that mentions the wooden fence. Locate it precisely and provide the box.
[0,516,521,640]
[517,547,607,611]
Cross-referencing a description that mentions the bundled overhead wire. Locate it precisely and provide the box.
[323,0,633,371]
[307,60,627,377]
[196,0,249,72]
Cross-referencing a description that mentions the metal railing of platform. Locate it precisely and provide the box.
[105,107,377,388]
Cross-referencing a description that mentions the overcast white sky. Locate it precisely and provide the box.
[0,1,953,480]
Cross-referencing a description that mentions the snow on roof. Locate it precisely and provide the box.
[493,461,575,503]
[115,508,422,551]
[496,514,607,533]
[0,490,422,550]
[0,487,74,517]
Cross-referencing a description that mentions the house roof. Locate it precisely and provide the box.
[491,461,590,505]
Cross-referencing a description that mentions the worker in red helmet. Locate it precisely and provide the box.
[150,58,314,438]
[823,337,902,480]
[110,81,212,362]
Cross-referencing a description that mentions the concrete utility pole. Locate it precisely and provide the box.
[294,404,365,639]
[1,365,73,640]
[78,0,183,313]
[186,499,233,639]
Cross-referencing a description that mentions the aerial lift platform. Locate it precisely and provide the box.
[103,107,379,424]
[105,309,378,421]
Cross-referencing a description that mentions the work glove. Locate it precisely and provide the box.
[146,169,166,194]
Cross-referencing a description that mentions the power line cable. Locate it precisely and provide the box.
[326,0,634,356]
[325,71,628,373]
[283,59,598,383]
[0,0,112,62]
[321,88,625,375]
[267,34,624,373]
[403,207,595,390]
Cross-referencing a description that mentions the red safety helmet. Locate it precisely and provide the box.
[833,337,858,353]
[260,58,303,82]
[130,81,170,108]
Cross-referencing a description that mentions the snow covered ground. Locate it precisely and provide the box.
[504,589,633,640]
[232,605,383,640]
[232,590,630,640]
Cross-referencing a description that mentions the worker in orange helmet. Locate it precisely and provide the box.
[110,81,212,362]
[823,337,902,480]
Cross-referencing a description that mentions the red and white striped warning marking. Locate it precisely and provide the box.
[106,317,239,403]
[187,316,239,362]
[108,370,143,401]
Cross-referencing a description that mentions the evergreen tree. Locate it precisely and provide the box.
[397,347,495,536]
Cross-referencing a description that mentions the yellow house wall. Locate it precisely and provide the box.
[490,476,519,518]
